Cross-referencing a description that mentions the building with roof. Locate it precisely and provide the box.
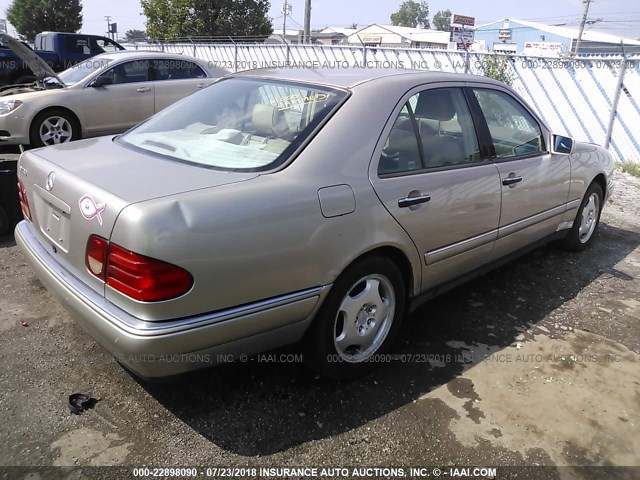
[474,18,640,55]
[265,28,304,44]
[345,24,449,49]
[311,27,358,45]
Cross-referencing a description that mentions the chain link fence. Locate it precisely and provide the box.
[122,41,640,163]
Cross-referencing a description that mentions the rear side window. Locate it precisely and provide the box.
[64,36,91,55]
[153,60,206,80]
[472,89,544,158]
[379,103,423,175]
[93,38,121,54]
[378,87,481,175]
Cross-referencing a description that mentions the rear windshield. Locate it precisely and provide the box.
[119,77,347,171]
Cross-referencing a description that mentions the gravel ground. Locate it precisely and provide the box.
[0,168,639,480]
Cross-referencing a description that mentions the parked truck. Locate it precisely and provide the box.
[0,32,124,86]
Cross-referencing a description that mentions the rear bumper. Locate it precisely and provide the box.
[15,220,327,378]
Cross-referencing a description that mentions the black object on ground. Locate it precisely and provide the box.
[0,156,21,236]
[68,392,98,415]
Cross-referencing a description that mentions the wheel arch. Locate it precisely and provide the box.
[338,245,417,301]
[29,106,83,143]
[591,173,607,199]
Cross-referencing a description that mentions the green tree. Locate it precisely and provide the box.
[432,9,451,31]
[125,29,147,41]
[390,1,430,29]
[141,0,273,41]
[6,0,82,42]
[483,54,513,86]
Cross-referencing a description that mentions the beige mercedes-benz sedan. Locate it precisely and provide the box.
[15,68,614,380]
[0,50,227,147]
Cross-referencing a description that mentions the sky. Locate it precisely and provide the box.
[0,0,638,40]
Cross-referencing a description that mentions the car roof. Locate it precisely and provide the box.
[231,68,505,89]
[93,50,201,61]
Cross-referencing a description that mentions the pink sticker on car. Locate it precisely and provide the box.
[79,194,106,226]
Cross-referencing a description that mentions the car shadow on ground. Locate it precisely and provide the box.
[0,232,17,248]
[140,222,640,456]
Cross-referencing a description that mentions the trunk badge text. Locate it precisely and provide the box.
[45,171,55,191]
[79,194,106,226]
[19,166,27,177]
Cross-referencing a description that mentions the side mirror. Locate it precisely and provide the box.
[551,134,574,155]
[90,75,113,87]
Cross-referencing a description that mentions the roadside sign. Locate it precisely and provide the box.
[523,41,563,56]
[453,14,475,27]
[498,29,512,40]
[450,26,474,44]
[361,35,382,44]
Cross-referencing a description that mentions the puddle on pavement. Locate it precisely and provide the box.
[420,330,640,466]
[51,427,132,466]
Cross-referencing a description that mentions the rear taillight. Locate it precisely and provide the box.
[85,236,193,302]
[86,235,108,280]
[17,180,32,221]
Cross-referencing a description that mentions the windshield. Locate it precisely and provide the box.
[119,77,347,171]
[58,57,113,86]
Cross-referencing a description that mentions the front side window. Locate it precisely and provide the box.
[378,87,481,175]
[119,78,347,171]
[472,89,544,158]
[58,56,113,86]
[103,61,149,84]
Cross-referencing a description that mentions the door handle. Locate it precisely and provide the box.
[136,87,151,92]
[398,194,431,208]
[502,176,523,186]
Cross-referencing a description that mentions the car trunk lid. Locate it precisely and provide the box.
[19,136,258,296]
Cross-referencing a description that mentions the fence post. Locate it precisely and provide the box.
[228,36,238,72]
[604,55,627,154]
[464,49,470,74]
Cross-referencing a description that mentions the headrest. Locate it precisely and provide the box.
[414,90,456,121]
[252,104,289,137]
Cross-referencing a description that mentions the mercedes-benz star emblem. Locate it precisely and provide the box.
[45,171,56,191]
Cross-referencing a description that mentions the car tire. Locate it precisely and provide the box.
[30,109,79,147]
[558,182,603,252]
[0,207,8,237]
[304,255,406,379]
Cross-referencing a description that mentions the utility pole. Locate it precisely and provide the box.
[303,0,311,44]
[105,16,111,40]
[281,1,292,41]
[573,0,592,56]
